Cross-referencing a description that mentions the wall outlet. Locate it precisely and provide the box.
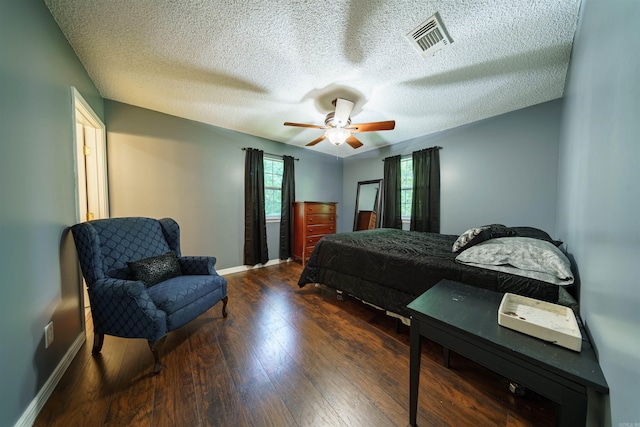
[44,321,54,348]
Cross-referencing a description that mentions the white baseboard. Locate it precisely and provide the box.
[217,258,291,276]
[14,332,86,427]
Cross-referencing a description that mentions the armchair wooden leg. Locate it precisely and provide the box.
[148,336,167,373]
[222,295,229,318]
[92,333,104,354]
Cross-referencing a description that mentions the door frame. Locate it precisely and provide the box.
[72,87,108,223]
[71,87,108,314]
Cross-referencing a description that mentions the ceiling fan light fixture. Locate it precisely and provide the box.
[325,127,351,145]
[285,97,393,149]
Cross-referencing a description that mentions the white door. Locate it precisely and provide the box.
[73,88,108,309]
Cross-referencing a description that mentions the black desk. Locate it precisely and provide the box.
[407,280,608,427]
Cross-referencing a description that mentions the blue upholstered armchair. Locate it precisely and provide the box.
[71,217,228,372]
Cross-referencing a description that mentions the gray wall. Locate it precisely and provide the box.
[556,0,640,425]
[104,101,344,268]
[0,1,104,426]
[343,100,563,236]
[4,0,638,425]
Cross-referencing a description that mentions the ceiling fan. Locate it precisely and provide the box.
[284,98,395,149]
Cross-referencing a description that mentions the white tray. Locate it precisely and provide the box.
[498,293,582,352]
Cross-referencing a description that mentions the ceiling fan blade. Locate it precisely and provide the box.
[348,120,396,132]
[333,98,355,127]
[284,122,326,129]
[345,135,363,149]
[306,134,327,146]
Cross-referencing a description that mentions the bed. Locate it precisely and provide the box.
[297,226,577,321]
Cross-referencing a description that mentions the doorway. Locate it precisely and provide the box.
[72,88,108,309]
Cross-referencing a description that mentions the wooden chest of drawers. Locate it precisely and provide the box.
[293,201,337,266]
[355,210,377,231]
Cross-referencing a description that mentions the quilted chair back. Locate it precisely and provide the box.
[71,217,181,286]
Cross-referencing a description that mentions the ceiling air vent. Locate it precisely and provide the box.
[406,12,453,58]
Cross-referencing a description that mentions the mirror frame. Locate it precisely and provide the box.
[353,179,384,231]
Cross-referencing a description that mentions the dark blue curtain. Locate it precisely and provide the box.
[410,147,441,232]
[244,148,268,265]
[279,155,295,260]
[382,155,402,229]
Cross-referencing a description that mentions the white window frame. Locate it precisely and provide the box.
[263,156,284,221]
[400,156,413,221]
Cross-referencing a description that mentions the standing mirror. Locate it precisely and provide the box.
[353,179,383,231]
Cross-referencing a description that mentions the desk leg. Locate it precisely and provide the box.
[409,320,422,427]
[443,347,450,368]
[557,387,587,427]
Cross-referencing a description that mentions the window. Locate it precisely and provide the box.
[264,157,284,219]
[400,156,413,219]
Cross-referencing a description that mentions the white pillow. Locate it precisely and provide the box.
[455,237,574,286]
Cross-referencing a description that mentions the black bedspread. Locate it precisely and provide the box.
[298,228,560,318]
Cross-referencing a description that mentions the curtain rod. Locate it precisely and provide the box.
[381,146,442,161]
[242,147,299,161]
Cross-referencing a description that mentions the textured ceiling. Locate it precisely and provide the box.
[45,0,581,157]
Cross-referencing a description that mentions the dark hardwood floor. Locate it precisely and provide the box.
[34,262,555,426]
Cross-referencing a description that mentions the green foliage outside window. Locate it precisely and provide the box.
[400,157,413,219]
[264,157,283,219]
